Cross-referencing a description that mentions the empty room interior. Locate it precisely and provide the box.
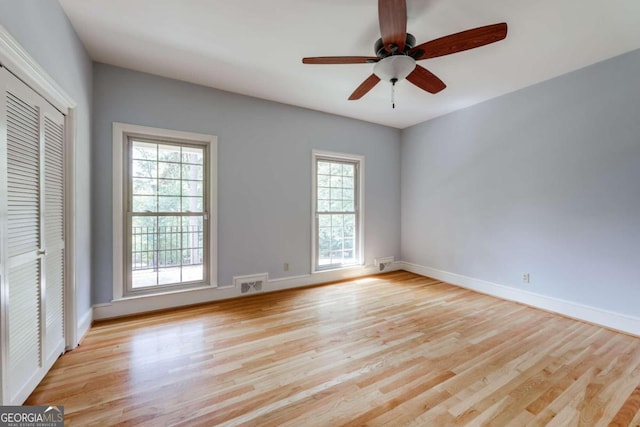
[1,0,640,425]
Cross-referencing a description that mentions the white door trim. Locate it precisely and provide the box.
[0,25,79,359]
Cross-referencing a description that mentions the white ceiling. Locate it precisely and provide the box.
[59,0,640,129]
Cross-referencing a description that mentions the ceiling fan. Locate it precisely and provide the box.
[302,0,507,105]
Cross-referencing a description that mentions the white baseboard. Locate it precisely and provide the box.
[266,263,396,291]
[92,263,397,320]
[92,285,238,320]
[399,262,640,337]
[90,260,640,338]
[77,308,93,343]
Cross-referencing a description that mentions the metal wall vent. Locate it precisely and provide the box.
[375,256,395,272]
[241,280,263,294]
[233,273,268,294]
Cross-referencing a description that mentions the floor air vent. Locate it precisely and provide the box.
[234,273,268,294]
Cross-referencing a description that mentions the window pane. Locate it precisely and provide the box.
[182,146,204,164]
[330,188,343,200]
[131,214,206,288]
[182,164,203,180]
[158,144,181,162]
[318,220,331,266]
[318,214,331,227]
[330,176,343,187]
[318,174,330,187]
[159,162,181,179]
[132,160,156,178]
[182,197,203,212]
[182,216,204,282]
[343,176,354,189]
[131,216,156,268]
[131,216,157,288]
[132,195,157,212]
[317,161,330,174]
[343,187,354,204]
[132,178,156,196]
[158,179,181,196]
[131,141,157,160]
[318,200,330,212]
[318,187,330,200]
[159,196,181,212]
[182,180,203,197]
[182,265,203,282]
[330,200,343,211]
[344,214,355,228]
[158,268,181,285]
[157,216,181,286]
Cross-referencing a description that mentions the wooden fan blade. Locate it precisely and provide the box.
[378,0,407,53]
[406,65,446,94]
[349,74,381,100]
[409,23,508,60]
[302,56,379,65]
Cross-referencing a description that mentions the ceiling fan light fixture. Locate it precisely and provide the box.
[373,55,416,83]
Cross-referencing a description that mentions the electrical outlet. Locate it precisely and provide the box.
[284,262,289,271]
[522,273,530,284]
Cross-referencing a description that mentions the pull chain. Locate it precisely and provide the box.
[390,78,398,109]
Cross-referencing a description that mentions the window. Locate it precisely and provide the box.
[113,123,217,298]
[312,151,364,271]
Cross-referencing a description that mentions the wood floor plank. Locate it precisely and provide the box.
[609,386,640,426]
[25,271,640,426]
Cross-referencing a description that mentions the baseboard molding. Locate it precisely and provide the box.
[77,308,93,344]
[92,285,238,320]
[266,263,396,291]
[399,262,640,337]
[93,263,398,320]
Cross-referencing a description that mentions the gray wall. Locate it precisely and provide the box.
[401,49,640,317]
[92,64,401,304]
[0,1,93,319]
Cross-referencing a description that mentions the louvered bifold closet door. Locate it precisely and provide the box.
[0,67,65,404]
[43,109,65,364]
[2,68,43,403]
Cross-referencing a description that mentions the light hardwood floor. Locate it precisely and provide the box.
[27,271,640,426]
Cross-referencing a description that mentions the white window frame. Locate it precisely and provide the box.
[312,150,364,273]
[113,123,217,300]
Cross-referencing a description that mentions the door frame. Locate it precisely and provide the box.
[0,24,78,403]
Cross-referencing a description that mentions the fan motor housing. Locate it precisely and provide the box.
[375,33,416,58]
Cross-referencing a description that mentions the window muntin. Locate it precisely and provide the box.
[127,138,208,293]
[314,155,361,270]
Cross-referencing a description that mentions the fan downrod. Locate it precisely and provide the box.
[374,33,416,58]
